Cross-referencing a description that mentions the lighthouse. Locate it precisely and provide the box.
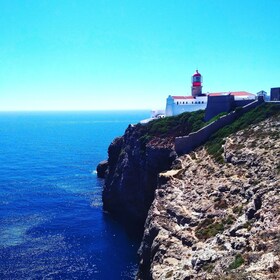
[163,69,256,119]
[191,70,203,97]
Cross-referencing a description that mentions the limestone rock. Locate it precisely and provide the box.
[102,124,177,225]
[96,160,108,178]
[137,115,280,279]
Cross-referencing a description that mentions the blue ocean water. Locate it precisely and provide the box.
[0,111,149,280]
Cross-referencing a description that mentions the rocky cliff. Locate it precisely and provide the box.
[101,110,207,225]
[137,114,280,279]
[102,124,176,225]
[98,104,279,279]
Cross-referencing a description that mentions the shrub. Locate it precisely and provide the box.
[233,205,243,215]
[195,218,224,240]
[228,254,245,270]
[206,103,280,162]
[207,111,228,123]
[138,110,207,140]
[223,215,235,225]
[139,134,151,150]
[235,106,243,112]
[202,263,214,273]
[195,215,236,240]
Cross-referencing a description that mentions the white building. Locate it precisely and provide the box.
[165,70,256,117]
[165,95,207,116]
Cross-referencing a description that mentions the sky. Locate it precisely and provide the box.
[0,0,279,111]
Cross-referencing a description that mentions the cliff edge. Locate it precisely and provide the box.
[98,103,280,279]
[101,110,207,225]
[102,124,176,225]
[137,113,280,279]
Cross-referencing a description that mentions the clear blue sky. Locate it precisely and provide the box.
[0,0,279,111]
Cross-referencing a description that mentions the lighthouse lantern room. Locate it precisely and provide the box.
[191,70,203,97]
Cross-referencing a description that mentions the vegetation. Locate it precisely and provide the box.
[202,263,215,273]
[228,254,245,270]
[195,215,236,240]
[233,205,243,215]
[137,110,207,149]
[206,111,228,123]
[223,215,235,225]
[243,220,254,231]
[206,103,280,163]
[138,109,230,148]
[137,103,279,156]
[195,218,224,240]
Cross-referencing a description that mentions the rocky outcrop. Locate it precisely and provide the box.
[137,115,280,279]
[96,160,108,178]
[102,124,177,225]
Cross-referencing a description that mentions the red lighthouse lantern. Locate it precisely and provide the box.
[191,70,203,97]
[192,70,202,86]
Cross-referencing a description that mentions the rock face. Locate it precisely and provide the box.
[137,115,280,279]
[96,160,108,178]
[102,124,177,225]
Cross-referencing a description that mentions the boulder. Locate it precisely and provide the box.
[96,160,108,178]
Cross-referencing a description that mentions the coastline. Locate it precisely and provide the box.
[98,104,280,279]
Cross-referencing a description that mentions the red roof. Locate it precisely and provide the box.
[193,70,201,77]
[230,91,255,96]
[208,91,255,97]
[171,92,254,99]
[172,96,195,100]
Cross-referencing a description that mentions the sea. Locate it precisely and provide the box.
[0,110,150,280]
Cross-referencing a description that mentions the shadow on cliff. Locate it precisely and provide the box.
[102,210,145,242]
[98,122,178,230]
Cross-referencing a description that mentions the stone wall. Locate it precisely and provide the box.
[204,95,235,121]
[234,99,256,108]
[175,98,264,155]
[271,87,280,101]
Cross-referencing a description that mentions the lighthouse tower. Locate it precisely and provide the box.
[191,70,203,97]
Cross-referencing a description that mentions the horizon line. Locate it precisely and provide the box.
[0,108,153,113]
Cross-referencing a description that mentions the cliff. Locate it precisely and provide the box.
[137,113,280,279]
[101,110,207,225]
[102,124,176,225]
[98,103,280,279]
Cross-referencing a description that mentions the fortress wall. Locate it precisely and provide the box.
[175,99,264,155]
[234,99,256,107]
[204,95,235,121]
[271,87,280,101]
